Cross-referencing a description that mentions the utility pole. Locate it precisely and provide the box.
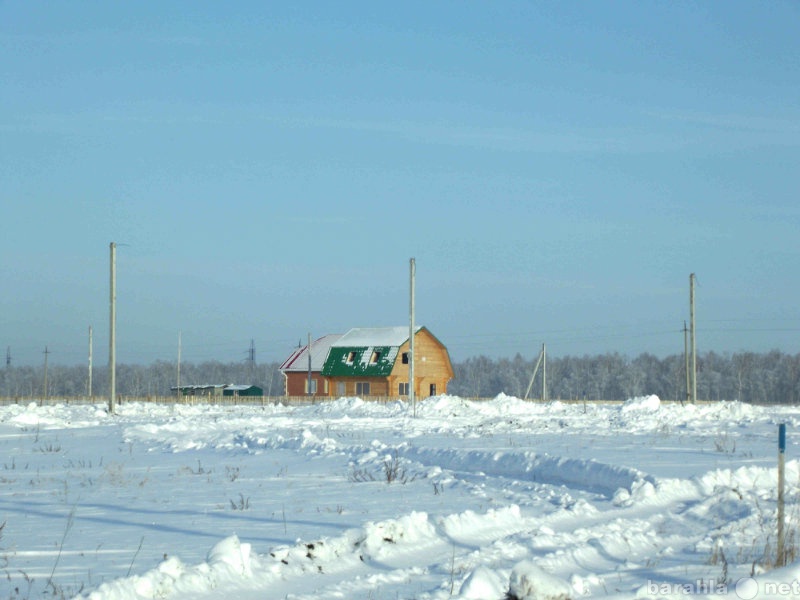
[409,258,416,417]
[307,332,313,396]
[690,273,697,404]
[524,345,545,401]
[542,343,547,403]
[177,331,182,399]
[247,339,256,382]
[109,242,117,414]
[42,346,50,404]
[88,325,93,398]
[683,321,689,405]
[2,347,9,398]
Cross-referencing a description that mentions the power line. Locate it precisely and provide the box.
[43,345,50,403]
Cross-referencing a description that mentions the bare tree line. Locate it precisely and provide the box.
[2,350,799,404]
[449,350,800,404]
[0,360,284,399]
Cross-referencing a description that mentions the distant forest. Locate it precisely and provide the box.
[1,350,799,404]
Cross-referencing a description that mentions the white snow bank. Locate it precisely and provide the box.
[508,561,572,600]
[459,565,507,599]
[207,535,253,577]
[700,400,761,423]
[404,446,652,498]
[694,460,800,496]
[359,511,437,560]
[77,506,535,600]
[416,393,555,421]
[441,505,523,544]
[416,394,479,417]
[309,396,407,417]
[1,401,108,429]
[621,395,660,413]
[83,536,253,599]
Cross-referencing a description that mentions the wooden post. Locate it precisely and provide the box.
[42,346,49,405]
[683,321,689,405]
[109,242,116,414]
[177,331,182,401]
[409,258,416,417]
[88,325,93,398]
[542,343,547,403]
[523,345,544,401]
[777,423,787,566]
[690,273,697,404]
[307,332,312,397]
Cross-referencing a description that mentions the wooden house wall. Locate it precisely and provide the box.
[388,329,454,397]
[326,377,390,398]
[284,372,328,397]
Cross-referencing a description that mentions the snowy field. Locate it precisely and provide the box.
[2,395,800,599]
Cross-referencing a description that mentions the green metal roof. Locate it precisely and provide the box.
[322,346,399,377]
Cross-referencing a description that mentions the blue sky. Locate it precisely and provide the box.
[2,1,799,366]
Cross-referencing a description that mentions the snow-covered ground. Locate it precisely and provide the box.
[2,394,800,599]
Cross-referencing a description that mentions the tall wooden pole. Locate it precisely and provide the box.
[177,331,182,399]
[409,258,416,417]
[523,345,544,401]
[683,321,689,405]
[88,325,93,398]
[542,343,547,403]
[42,346,49,404]
[307,332,313,396]
[690,273,697,404]
[109,242,117,414]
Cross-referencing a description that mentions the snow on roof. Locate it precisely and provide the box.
[331,326,422,349]
[280,334,343,372]
[170,384,256,391]
[170,384,227,390]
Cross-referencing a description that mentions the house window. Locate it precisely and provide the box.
[305,379,318,394]
[346,351,356,364]
[356,382,371,396]
[337,381,346,396]
[399,382,409,396]
[370,351,381,364]
[429,383,437,396]
[401,352,409,364]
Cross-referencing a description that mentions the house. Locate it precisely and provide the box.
[222,384,264,397]
[279,326,453,399]
[322,326,453,398]
[279,334,343,397]
[171,384,226,397]
[171,384,263,397]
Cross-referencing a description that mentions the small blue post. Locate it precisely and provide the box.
[779,423,786,454]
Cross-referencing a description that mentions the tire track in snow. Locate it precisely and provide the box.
[402,445,655,499]
[77,439,796,600]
